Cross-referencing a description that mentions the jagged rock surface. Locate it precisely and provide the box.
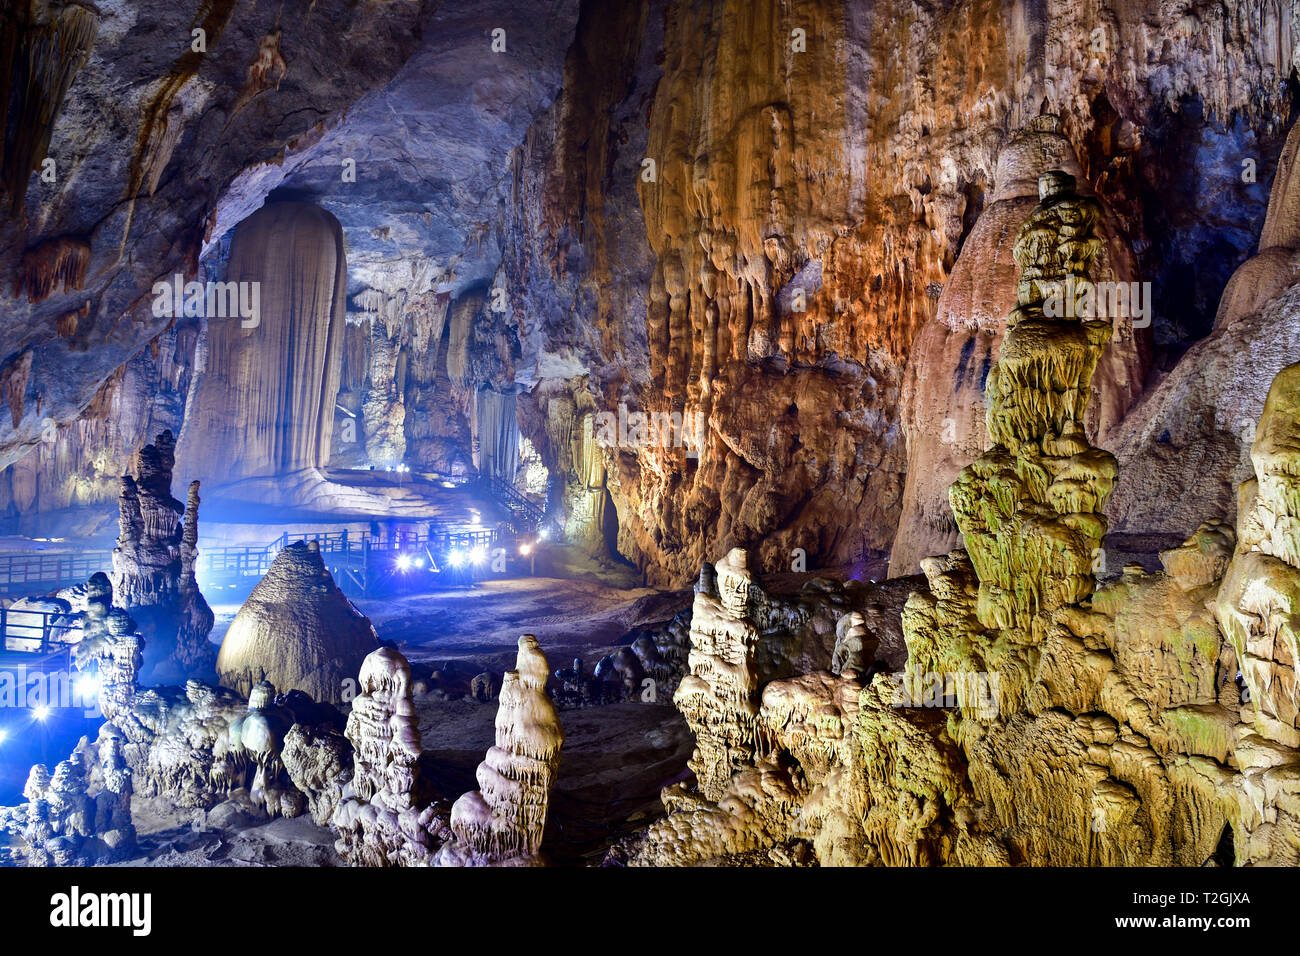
[111,429,213,682]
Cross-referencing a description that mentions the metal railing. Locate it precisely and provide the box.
[0,551,114,594]
[0,606,82,657]
[480,475,545,530]
[0,494,538,599]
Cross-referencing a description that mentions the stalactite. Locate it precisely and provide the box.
[0,348,32,429]
[15,235,90,302]
[1,2,98,217]
[226,28,288,127]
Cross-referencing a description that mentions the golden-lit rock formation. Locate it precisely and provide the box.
[950,170,1116,641]
[892,118,1147,575]
[635,167,1300,868]
[672,549,766,801]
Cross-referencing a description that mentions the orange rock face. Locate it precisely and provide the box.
[602,0,1289,585]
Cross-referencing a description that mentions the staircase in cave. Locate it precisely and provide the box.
[479,475,546,533]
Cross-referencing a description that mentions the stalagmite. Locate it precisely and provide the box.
[333,646,441,867]
[673,548,764,801]
[892,117,1146,575]
[437,635,564,865]
[217,541,379,705]
[111,430,214,681]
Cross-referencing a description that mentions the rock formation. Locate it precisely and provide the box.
[0,735,136,867]
[632,168,1300,868]
[1215,363,1300,745]
[948,169,1116,643]
[176,202,348,490]
[333,646,443,867]
[437,635,565,866]
[672,549,766,801]
[216,541,380,705]
[111,429,214,681]
[69,575,346,828]
[891,118,1147,575]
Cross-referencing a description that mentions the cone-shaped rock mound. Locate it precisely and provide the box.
[217,541,379,704]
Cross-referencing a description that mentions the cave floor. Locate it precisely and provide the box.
[129,570,695,866]
[120,698,693,867]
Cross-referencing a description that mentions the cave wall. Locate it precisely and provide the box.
[502,0,1297,586]
[0,0,429,479]
[2,0,1298,591]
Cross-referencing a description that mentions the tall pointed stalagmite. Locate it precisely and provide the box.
[439,634,564,865]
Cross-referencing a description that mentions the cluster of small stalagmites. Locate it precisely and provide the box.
[552,609,690,708]
[436,635,564,866]
[0,736,135,867]
[631,648,868,866]
[333,646,443,867]
[948,171,1117,642]
[69,585,336,822]
[110,431,214,676]
[671,548,765,802]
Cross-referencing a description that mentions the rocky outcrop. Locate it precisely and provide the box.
[111,429,213,681]
[1107,116,1300,539]
[0,0,428,482]
[216,541,379,705]
[71,575,344,822]
[891,118,1148,575]
[632,173,1300,869]
[509,0,1294,587]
